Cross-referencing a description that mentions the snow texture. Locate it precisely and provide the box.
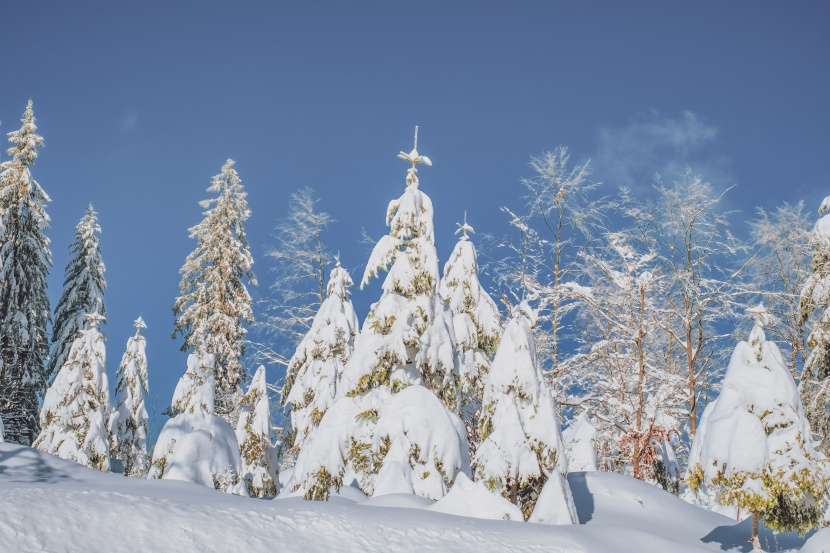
[429,472,523,521]
[235,365,278,497]
[563,412,598,472]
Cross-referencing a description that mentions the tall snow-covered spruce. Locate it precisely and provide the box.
[282,259,359,462]
[473,302,576,524]
[173,159,256,424]
[290,128,469,501]
[112,316,150,477]
[687,305,830,549]
[34,313,110,471]
[0,100,52,446]
[235,365,278,497]
[439,213,500,457]
[49,205,106,382]
[149,339,247,495]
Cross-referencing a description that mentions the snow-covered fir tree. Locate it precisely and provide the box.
[687,305,830,549]
[235,365,278,497]
[800,194,830,457]
[34,313,110,471]
[112,316,150,478]
[173,159,256,424]
[473,302,576,523]
[289,129,468,501]
[149,339,247,495]
[49,204,106,382]
[438,213,500,457]
[562,412,598,472]
[282,259,359,461]
[0,100,52,446]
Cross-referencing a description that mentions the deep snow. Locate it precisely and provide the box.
[1,443,825,552]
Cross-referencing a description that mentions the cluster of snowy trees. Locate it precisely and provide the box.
[2,100,829,539]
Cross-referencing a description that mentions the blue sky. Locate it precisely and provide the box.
[2,1,828,434]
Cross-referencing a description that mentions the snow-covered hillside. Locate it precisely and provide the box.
[2,443,824,553]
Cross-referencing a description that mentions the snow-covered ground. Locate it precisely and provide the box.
[1,443,826,552]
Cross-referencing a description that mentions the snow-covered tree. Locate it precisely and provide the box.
[0,100,52,446]
[49,205,106,381]
[473,303,576,523]
[254,187,334,367]
[112,316,150,477]
[439,214,500,456]
[149,342,247,495]
[235,365,278,497]
[282,259,359,461]
[173,159,256,423]
[289,129,468,500]
[687,305,830,548]
[34,313,110,471]
[562,412,598,472]
[800,194,830,457]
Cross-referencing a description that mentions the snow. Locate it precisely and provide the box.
[1,443,817,552]
[429,472,523,521]
[563,412,598,472]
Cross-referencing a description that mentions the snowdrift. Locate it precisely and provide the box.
[0,443,821,553]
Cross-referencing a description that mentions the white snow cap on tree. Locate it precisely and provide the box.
[473,302,576,523]
[35,313,111,471]
[112,316,150,478]
[0,415,5,443]
[49,204,106,381]
[149,342,247,496]
[563,412,598,472]
[283,260,359,460]
[439,212,501,457]
[687,304,830,538]
[290,129,467,500]
[235,365,278,497]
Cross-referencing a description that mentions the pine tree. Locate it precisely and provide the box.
[439,213,500,457]
[290,129,469,500]
[112,316,150,477]
[173,159,256,424]
[687,305,830,549]
[149,340,247,495]
[49,205,106,382]
[0,100,52,446]
[473,302,576,523]
[235,365,278,497]
[800,194,830,457]
[282,259,359,461]
[34,313,110,471]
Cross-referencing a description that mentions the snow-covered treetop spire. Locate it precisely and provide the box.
[745,302,769,350]
[134,315,147,333]
[397,126,432,189]
[6,99,43,166]
[85,311,106,330]
[455,211,474,241]
[325,257,354,300]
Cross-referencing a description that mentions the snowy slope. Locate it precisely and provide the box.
[1,444,822,553]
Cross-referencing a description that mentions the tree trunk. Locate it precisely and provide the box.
[751,511,762,551]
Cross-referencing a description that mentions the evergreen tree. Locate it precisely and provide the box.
[112,316,150,478]
[0,100,52,445]
[235,365,278,497]
[282,259,359,461]
[439,213,500,457]
[473,302,576,523]
[800,194,830,457]
[290,129,468,500]
[173,159,256,424]
[49,204,106,381]
[687,305,830,549]
[34,313,110,471]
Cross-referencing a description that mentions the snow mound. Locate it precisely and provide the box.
[429,472,523,521]
[801,528,830,552]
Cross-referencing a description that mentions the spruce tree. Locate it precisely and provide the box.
[173,159,256,424]
[112,316,150,477]
[473,302,576,523]
[439,213,500,457]
[290,129,469,500]
[235,365,278,497]
[0,100,52,445]
[34,313,110,471]
[800,194,830,457]
[49,204,106,381]
[282,259,359,461]
[687,305,830,548]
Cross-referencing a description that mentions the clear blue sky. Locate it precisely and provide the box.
[2,1,828,435]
